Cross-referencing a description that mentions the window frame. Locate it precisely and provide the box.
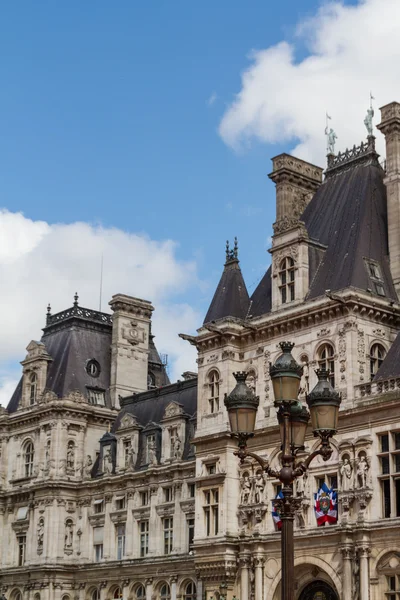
[24,441,35,478]
[17,534,26,566]
[139,520,149,557]
[279,256,295,304]
[203,488,219,536]
[163,517,174,555]
[317,343,335,387]
[208,370,220,414]
[370,343,386,380]
[116,524,126,560]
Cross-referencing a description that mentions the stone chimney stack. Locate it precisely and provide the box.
[268,154,323,233]
[377,102,400,296]
[109,294,154,408]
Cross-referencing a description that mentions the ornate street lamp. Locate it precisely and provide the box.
[225,342,341,600]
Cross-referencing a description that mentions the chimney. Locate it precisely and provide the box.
[268,154,323,233]
[377,102,400,295]
[109,294,154,408]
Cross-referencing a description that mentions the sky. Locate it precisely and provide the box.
[1,0,400,405]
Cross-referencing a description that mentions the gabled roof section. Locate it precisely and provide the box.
[374,332,400,381]
[203,238,250,324]
[302,137,397,301]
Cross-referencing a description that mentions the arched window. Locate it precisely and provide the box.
[34,594,41,600]
[318,344,335,387]
[208,370,220,413]
[370,343,386,380]
[147,372,156,390]
[160,585,170,600]
[136,586,146,600]
[113,589,122,600]
[279,257,295,304]
[13,592,23,600]
[29,373,37,405]
[183,583,196,600]
[92,591,100,600]
[24,441,35,477]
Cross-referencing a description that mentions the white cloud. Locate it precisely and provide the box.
[219,0,400,164]
[207,92,218,106]
[0,210,200,405]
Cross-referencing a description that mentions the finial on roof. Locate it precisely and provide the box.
[74,292,79,307]
[325,113,337,155]
[364,92,375,137]
[46,303,52,325]
[225,238,239,263]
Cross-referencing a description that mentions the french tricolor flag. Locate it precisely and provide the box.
[314,482,338,526]
[272,491,284,530]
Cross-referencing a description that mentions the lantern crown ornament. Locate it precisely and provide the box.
[224,371,259,439]
[269,341,303,404]
[306,369,341,435]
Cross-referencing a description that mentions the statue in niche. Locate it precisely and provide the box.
[37,519,44,552]
[83,455,93,479]
[340,457,353,491]
[296,472,308,497]
[103,447,113,475]
[64,520,74,548]
[254,471,265,504]
[356,455,369,488]
[148,441,158,466]
[240,473,252,504]
[126,446,136,471]
[173,434,182,460]
[67,442,75,470]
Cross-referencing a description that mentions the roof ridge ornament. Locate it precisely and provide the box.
[325,112,337,155]
[364,92,375,137]
[225,237,239,264]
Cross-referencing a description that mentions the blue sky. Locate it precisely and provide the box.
[0,1,326,298]
[1,0,395,400]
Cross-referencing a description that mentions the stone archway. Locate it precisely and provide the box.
[298,580,338,600]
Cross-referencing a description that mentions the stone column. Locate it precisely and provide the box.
[359,546,370,600]
[340,547,353,600]
[196,580,203,600]
[171,577,177,600]
[145,579,153,600]
[254,557,264,600]
[240,555,250,600]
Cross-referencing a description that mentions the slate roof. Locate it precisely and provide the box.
[374,332,400,380]
[204,244,250,324]
[115,377,198,466]
[248,140,396,320]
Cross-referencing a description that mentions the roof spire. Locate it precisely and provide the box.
[73,292,79,307]
[46,303,52,325]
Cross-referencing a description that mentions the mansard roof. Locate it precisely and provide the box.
[203,239,250,324]
[303,140,396,301]
[249,137,397,319]
[374,332,400,381]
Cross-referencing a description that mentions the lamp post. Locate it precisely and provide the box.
[224,342,341,600]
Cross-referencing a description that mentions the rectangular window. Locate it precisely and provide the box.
[189,483,196,498]
[382,479,391,518]
[140,491,149,506]
[17,535,26,566]
[381,434,390,453]
[164,487,173,503]
[117,524,126,560]
[328,475,338,491]
[163,517,174,554]
[395,433,400,451]
[395,455,400,474]
[116,496,126,511]
[94,499,104,514]
[204,489,219,536]
[87,388,105,406]
[146,435,156,463]
[188,518,195,551]
[396,479,400,518]
[207,463,216,475]
[124,440,131,467]
[381,456,390,475]
[94,543,103,562]
[140,520,149,557]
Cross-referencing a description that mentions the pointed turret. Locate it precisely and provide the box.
[203,238,250,324]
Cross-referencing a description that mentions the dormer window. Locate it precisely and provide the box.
[370,343,386,380]
[87,387,105,406]
[279,257,295,304]
[86,359,101,378]
[29,373,37,405]
[366,259,386,296]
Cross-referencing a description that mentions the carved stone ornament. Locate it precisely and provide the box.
[122,320,146,346]
[263,349,271,399]
[272,246,299,276]
[118,413,139,430]
[64,390,85,404]
[164,401,184,419]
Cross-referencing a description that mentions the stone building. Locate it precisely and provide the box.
[2,102,400,600]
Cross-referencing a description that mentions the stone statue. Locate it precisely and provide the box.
[340,457,353,491]
[325,127,338,154]
[356,456,369,488]
[83,455,93,479]
[148,442,158,466]
[37,519,44,551]
[364,106,374,137]
[240,474,252,504]
[64,520,73,548]
[173,434,182,460]
[353,556,360,600]
[299,361,309,397]
[103,448,113,475]
[296,473,308,496]
[254,472,265,504]
[126,446,136,471]
[67,443,75,470]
